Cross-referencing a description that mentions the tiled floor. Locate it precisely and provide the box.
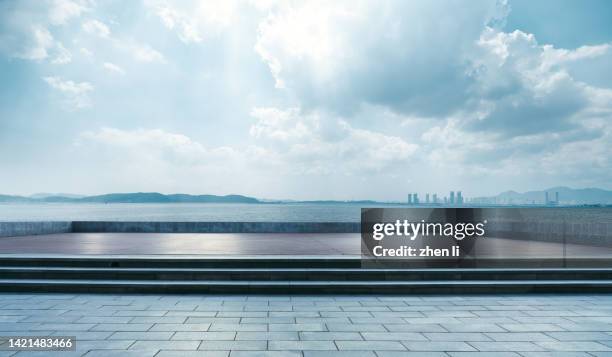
[1,294,612,356]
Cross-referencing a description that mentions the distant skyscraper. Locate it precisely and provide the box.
[414,193,419,204]
[450,191,455,204]
[433,194,438,204]
[408,194,413,204]
[425,193,430,204]
[545,192,549,205]
[457,191,463,205]
[555,191,559,204]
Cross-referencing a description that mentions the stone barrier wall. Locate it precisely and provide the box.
[0,221,72,238]
[71,221,361,233]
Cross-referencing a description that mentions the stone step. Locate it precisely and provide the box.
[1,278,612,294]
[2,266,612,281]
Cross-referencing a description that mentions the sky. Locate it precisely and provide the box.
[0,0,611,201]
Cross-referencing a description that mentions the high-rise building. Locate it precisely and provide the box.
[413,193,419,204]
[450,191,455,204]
[555,191,559,204]
[457,191,463,205]
[407,194,413,205]
[425,193,430,204]
[545,192,549,205]
[433,194,438,204]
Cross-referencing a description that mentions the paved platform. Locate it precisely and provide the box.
[0,233,360,255]
[1,293,612,356]
[1,233,612,261]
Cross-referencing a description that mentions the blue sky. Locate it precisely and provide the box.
[0,0,611,200]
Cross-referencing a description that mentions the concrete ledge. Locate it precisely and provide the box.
[0,221,72,238]
[71,221,361,233]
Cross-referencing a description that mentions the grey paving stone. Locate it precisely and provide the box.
[269,341,337,350]
[424,333,491,341]
[157,351,229,357]
[499,324,565,332]
[186,318,241,324]
[448,353,521,357]
[84,350,158,357]
[375,353,447,357]
[150,323,210,332]
[485,333,555,341]
[546,332,612,341]
[128,317,187,324]
[271,312,320,318]
[469,342,544,351]
[269,324,327,332]
[230,352,302,357]
[300,332,362,341]
[76,316,133,323]
[242,318,295,324]
[384,324,446,332]
[76,340,136,351]
[210,324,267,332]
[30,323,95,331]
[519,352,592,357]
[536,341,612,351]
[129,340,200,350]
[304,352,376,357]
[218,312,267,318]
[199,340,267,351]
[166,311,217,317]
[327,324,384,332]
[297,318,350,324]
[108,331,174,340]
[555,323,612,331]
[442,323,506,332]
[361,332,426,341]
[236,332,299,340]
[350,318,407,324]
[50,331,112,340]
[321,312,372,318]
[20,315,79,323]
[336,341,406,350]
[173,331,236,340]
[401,341,476,351]
[91,323,152,332]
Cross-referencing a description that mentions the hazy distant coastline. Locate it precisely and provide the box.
[1,186,612,205]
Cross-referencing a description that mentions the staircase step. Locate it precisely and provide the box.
[0,279,611,294]
[2,266,612,281]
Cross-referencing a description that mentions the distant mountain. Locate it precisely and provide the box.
[0,194,30,203]
[478,186,612,205]
[29,193,84,199]
[80,192,260,203]
[0,192,260,204]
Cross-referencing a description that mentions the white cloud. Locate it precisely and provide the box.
[79,47,92,57]
[51,42,71,64]
[129,43,166,63]
[250,107,418,174]
[147,0,239,43]
[75,128,246,194]
[48,0,90,25]
[82,19,110,38]
[43,76,94,110]
[103,62,125,75]
[255,0,504,114]
[15,25,55,60]
[0,0,87,62]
